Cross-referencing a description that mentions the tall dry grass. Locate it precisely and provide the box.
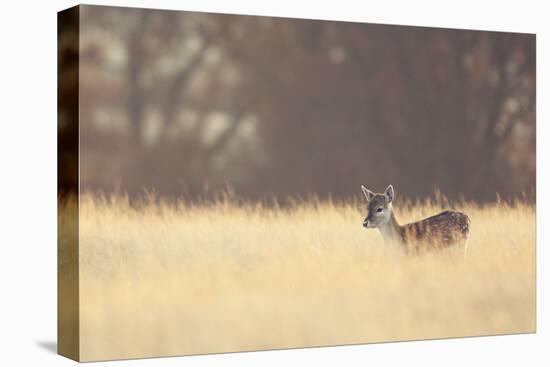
[63,194,535,361]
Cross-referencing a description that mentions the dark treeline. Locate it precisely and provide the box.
[59,6,535,203]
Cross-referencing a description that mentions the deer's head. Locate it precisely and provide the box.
[361,185,394,228]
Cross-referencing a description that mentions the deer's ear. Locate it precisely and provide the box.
[384,185,395,203]
[361,185,375,202]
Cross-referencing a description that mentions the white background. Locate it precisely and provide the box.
[0,0,547,365]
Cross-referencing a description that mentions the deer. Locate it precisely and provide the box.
[361,185,470,255]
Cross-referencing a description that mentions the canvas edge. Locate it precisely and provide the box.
[57,4,81,362]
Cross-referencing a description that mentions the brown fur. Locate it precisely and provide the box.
[362,185,470,255]
[400,210,470,254]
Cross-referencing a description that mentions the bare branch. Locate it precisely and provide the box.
[203,114,245,158]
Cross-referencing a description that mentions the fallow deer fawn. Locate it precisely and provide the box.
[361,185,470,255]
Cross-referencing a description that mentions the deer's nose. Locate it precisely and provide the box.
[363,220,369,228]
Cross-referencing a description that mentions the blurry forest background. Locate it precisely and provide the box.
[59,5,536,202]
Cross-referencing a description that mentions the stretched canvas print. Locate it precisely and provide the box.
[58,4,536,362]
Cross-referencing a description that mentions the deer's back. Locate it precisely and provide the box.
[401,210,470,248]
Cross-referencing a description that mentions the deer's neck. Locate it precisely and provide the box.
[378,212,404,244]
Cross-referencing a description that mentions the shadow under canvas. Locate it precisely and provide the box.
[36,340,57,354]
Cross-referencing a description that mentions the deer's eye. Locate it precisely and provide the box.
[376,208,383,213]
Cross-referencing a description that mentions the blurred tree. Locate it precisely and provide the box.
[58,7,80,196]
[68,6,535,202]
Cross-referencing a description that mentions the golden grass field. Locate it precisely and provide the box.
[60,194,535,361]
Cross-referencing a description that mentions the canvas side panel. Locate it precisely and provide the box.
[57,5,80,362]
